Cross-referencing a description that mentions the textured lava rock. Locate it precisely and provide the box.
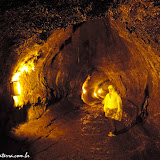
[0,1,160,159]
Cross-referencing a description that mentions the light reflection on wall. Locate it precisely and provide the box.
[81,75,106,105]
[11,59,35,107]
[81,75,90,102]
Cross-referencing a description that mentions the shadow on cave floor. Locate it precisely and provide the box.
[8,98,160,160]
[0,94,32,158]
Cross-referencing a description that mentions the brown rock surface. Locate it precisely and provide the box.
[0,1,160,160]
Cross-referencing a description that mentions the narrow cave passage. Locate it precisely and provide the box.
[1,16,160,160]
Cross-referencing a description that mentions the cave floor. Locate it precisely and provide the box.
[6,99,160,160]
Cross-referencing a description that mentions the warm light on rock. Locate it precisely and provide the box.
[98,88,102,94]
[94,92,97,97]
[81,75,91,102]
[13,96,19,107]
[83,88,87,94]
[10,81,21,95]
[0,1,160,158]
[11,59,36,107]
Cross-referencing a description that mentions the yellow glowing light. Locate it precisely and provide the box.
[94,92,97,97]
[81,75,91,102]
[11,60,35,107]
[12,72,21,82]
[13,96,19,106]
[82,76,91,95]
[82,86,87,94]
[98,88,102,94]
[11,81,21,95]
[83,89,87,94]
[16,81,21,94]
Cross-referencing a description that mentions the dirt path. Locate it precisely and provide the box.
[10,100,160,160]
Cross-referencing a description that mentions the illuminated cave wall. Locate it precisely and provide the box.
[9,17,160,124]
[0,0,159,127]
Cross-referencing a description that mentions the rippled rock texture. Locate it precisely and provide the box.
[0,0,160,160]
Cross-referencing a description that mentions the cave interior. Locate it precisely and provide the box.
[0,1,160,160]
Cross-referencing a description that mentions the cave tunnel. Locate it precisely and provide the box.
[0,1,160,160]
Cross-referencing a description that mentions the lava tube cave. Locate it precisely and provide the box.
[0,1,160,160]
